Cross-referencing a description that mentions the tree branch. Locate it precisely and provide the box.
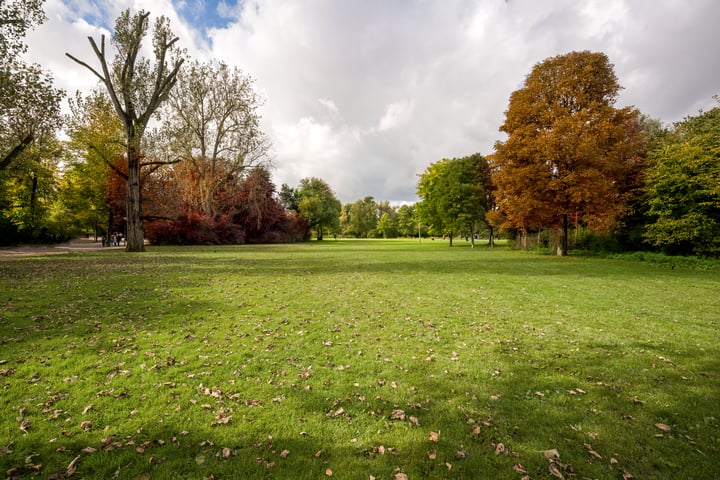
[0,134,34,171]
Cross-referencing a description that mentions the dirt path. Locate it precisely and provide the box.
[0,238,124,258]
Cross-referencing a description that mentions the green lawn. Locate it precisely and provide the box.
[1,240,718,479]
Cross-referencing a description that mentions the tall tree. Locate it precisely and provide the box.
[66,9,184,251]
[161,60,270,217]
[1,0,63,171]
[643,105,720,255]
[296,177,341,240]
[279,183,301,213]
[492,51,643,255]
[344,196,378,237]
[397,204,420,238]
[417,154,488,247]
[62,91,126,237]
[376,210,399,238]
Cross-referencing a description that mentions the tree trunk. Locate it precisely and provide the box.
[449,231,453,247]
[556,213,568,256]
[125,145,145,252]
[488,226,494,248]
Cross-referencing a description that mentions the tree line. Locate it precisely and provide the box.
[1,5,717,255]
[416,51,718,256]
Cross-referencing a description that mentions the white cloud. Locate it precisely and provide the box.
[317,98,339,114]
[377,100,415,132]
[24,0,720,203]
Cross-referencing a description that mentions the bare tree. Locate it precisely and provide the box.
[161,60,271,217]
[66,9,184,251]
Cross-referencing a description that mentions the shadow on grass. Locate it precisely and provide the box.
[481,340,720,479]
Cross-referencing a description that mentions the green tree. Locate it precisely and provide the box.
[344,196,378,237]
[417,154,488,247]
[1,0,63,171]
[397,204,420,238]
[0,135,63,243]
[492,51,644,255]
[376,210,399,238]
[644,105,720,255]
[296,177,341,240]
[67,9,184,252]
[279,183,300,213]
[60,91,126,237]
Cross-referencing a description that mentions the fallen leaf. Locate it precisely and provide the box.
[280,449,289,458]
[395,474,408,480]
[495,443,507,455]
[66,455,81,476]
[512,463,527,474]
[221,447,232,459]
[427,450,437,459]
[655,423,671,432]
[390,409,406,420]
[325,468,333,476]
[472,425,481,435]
[543,448,560,459]
[82,447,97,454]
[429,431,439,442]
[19,418,31,434]
[549,462,565,479]
[584,443,602,459]
[409,416,420,427]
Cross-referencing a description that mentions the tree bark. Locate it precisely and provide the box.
[556,213,568,256]
[125,145,145,251]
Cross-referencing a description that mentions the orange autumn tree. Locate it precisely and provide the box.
[491,51,644,255]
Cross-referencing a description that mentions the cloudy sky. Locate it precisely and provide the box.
[24,0,720,204]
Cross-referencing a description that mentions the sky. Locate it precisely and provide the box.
[23,0,720,204]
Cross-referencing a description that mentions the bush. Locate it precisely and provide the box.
[145,213,245,245]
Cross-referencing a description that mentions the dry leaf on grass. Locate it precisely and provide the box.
[543,448,560,459]
[429,431,439,442]
[548,462,565,479]
[584,443,602,459]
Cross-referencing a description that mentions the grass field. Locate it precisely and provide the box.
[1,239,718,479]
